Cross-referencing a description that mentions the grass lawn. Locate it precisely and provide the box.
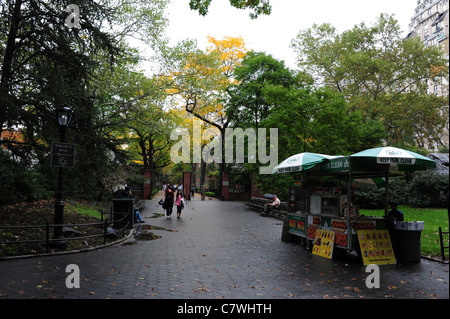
[360,206,449,260]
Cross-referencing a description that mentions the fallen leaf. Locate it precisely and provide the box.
[387,285,398,290]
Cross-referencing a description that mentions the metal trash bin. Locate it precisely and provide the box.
[112,198,135,230]
[394,229,422,263]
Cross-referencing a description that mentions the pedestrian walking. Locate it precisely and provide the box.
[163,184,175,218]
[200,184,205,201]
[191,186,195,198]
[175,190,184,219]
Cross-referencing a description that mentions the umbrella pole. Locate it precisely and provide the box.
[348,159,352,203]
[384,168,389,217]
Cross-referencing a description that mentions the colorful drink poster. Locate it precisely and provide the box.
[357,230,396,265]
[312,229,335,259]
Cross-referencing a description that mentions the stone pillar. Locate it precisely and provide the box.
[143,170,151,199]
[183,172,191,200]
[222,172,229,201]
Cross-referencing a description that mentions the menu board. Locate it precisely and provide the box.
[312,229,335,259]
[357,230,396,265]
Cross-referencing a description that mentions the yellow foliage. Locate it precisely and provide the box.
[207,35,247,79]
[166,36,248,127]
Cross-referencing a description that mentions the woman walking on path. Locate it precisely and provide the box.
[163,184,175,218]
[175,190,184,219]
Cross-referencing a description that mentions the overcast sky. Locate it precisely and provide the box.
[164,0,416,69]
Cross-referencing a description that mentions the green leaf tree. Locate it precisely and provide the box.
[189,0,271,19]
[291,14,449,149]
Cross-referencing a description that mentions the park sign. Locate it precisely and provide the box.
[51,142,75,168]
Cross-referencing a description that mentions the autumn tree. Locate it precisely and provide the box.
[291,14,449,149]
[166,36,247,193]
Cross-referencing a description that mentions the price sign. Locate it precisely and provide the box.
[357,230,396,265]
[312,229,335,259]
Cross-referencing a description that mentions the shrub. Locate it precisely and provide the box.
[353,171,448,209]
[408,171,449,208]
[0,151,53,204]
[353,177,410,208]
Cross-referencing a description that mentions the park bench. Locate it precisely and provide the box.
[134,198,146,211]
[245,197,288,218]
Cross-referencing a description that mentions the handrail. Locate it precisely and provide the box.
[439,227,449,261]
[0,209,133,256]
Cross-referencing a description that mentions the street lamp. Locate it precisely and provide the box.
[57,107,73,128]
[52,107,73,248]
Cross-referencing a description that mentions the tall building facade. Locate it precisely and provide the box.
[408,0,449,47]
[407,0,449,150]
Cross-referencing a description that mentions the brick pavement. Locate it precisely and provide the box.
[0,196,448,300]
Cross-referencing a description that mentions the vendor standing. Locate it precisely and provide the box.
[387,202,404,221]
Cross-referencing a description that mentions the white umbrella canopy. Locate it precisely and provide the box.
[272,152,341,174]
[351,146,436,171]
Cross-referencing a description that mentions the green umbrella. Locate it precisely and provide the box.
[272,152,340,174]
[351,146,436,171]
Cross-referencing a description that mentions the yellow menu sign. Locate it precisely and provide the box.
[357,230,396,265]
[312,229,335,259]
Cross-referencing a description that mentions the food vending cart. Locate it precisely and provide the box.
[277,148,436,260]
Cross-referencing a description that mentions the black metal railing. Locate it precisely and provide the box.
[438,227,449,261]
[0,210,132,258]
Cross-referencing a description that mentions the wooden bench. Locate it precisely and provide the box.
[245,197,271,211]
[245,197,288,218]
[269,202,289,218]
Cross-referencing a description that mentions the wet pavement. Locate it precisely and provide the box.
[0,196,448,300]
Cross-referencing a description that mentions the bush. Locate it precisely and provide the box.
[0,151,53,204]
[353,187,385,208]
[353,177,410,208]
[408,171,449,208]
[353,171,449,208]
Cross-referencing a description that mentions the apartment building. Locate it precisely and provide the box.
[408,0,449,46]
[407,0,449,150]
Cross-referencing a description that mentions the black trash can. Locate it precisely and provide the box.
[113,198,135,230]
[394,229,422,262]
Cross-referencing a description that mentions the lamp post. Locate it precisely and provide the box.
[52,107,73,248]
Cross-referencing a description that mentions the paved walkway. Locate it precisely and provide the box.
[0,195,448,300]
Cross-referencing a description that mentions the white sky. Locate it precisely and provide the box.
[164,0,416,69]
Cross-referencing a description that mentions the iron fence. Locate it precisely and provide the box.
[438,226,449,261]
[0,210,131,257]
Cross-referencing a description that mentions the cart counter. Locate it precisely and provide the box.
[286,212,387,251]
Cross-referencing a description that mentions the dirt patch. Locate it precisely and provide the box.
[141,224,166,231]
[150,213,165,218]
[135,231,162,241]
